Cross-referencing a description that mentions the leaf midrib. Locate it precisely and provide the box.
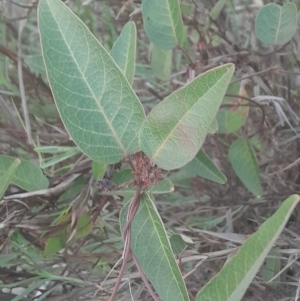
[46,0,126,156]
[151,67,232,160]
[274,5,282,44]
[143,192,188,300]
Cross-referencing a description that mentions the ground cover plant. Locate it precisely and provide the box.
[0,1,300,300]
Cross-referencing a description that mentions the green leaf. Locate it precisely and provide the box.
[208,118,218,134]
[169,150,226,185]
[0,158,20,199]
[184,150,227,184]
[142,0,185,50]
[255,3,297,45]
[205,0,229,30]
[120,192,189,301]
[38,0,145,164]
[196,194,300,301]
[140,64,234,170]
[228,138,263,197]
[92,161,107,180]
[110,21,136,85]
[151,46,172,80]
[24,55,47,80]
[43,213,93,257]
[170,234,187,255]
[216,81,249,134]
[263,248,280,286]
[0,155,49,192]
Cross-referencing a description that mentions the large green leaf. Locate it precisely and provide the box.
[142,0,185,50]
[255,3,297,45]
[0,158,20,199]
[139,64,234,170]
[110,21,136,85]
[120,192,189,301]
[229,138,263,197]
[0,155,49,192]
[196,194,299,301]
[38,0,145,164]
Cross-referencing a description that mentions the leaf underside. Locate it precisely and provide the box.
[38,0,145,165]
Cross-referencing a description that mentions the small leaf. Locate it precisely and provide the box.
[112,169,133,185]
[263,248,281,286]
[196,194,300,301]
[255,3,297,45]
[184,150,227,184]
[120,192,189,301]
[229,138,263,196]
[75,213,93,239]
[38,0,145,164]
[0,158,20,199]
[24,55,47,80]
[150,178,174,194]
[139,63,234,170]
[0,155,49,192]
[110,21,136,85]
[43,213,93,257]
[170,234,187,255]
[205,0,229,30]
[142,0,185,50]
[92,161,107,180]
[216,81,249,134]
[151,46,172,80]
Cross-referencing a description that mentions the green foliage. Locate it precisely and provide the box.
[196,195,299,301]
[110,21,137,85]
[229,138,263,197]
[0,158,20,199]
[142,0,185,50]
[120,192,189,301]
[2,0,294,299]
[263,248,281,286]
[170,150,226,184]
[38,0,145,164]
[139,64,234,170]
[92,161,107,180]
[255,3,297,45]
[216,81,249,134]
[151,46,172,80]
[0,155,49,191]
[43,213,93,257]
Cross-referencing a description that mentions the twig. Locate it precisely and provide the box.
[3,174,81,200]
[108,182,141,301]
[17,14,32,144]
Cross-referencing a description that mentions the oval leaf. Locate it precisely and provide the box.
[255,3,297,45]
[120,192,189,301]
[142,0,185,50]
[0,158,20,199]
[216,82,249,134]
[38,0,145,164]
[151,46,172,80]
[196,194,300,301]
[0,155,49,192]
[110,21,136,85]
[185,150,226,184]
[139,63,235,170]
[229,138,263,196]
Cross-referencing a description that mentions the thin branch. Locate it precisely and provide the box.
[17,16,32,144]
